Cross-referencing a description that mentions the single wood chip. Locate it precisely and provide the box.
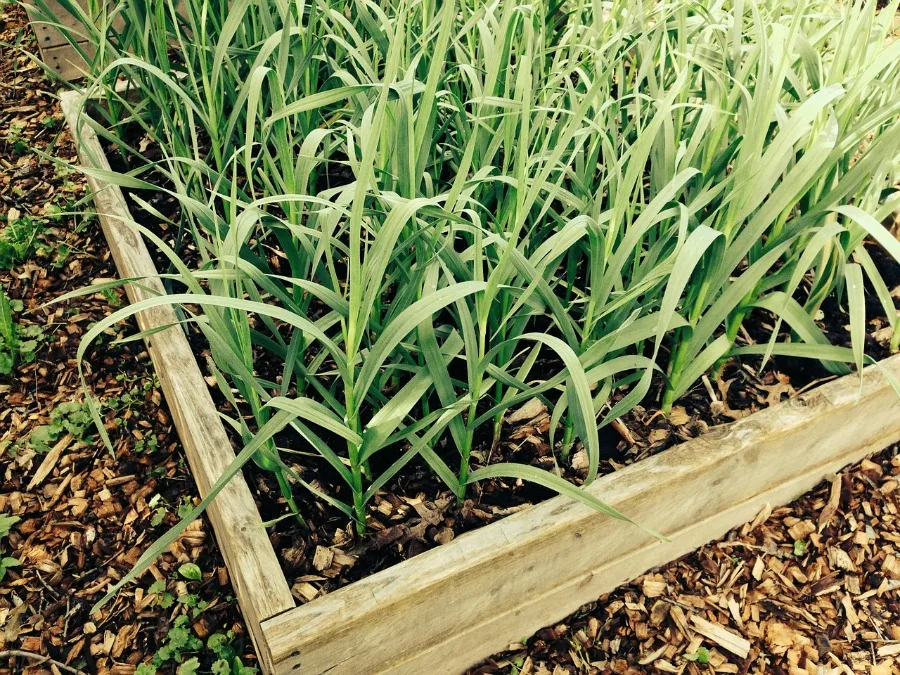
[748,503,772,532]
[649,600,669,626]
[727,597,743,630]
[669,604,692,638]
[667,406,690,426]
[818,475,842,532]
[27,433,74,491]
[840,594,859,626]
[291,582,319,602]
[828,546,856,572]
[642,578,666,598]
[506,398,547,424]
[331,549,357,567]
[876,643,900,657]
[787,519,815,541]
[689,615,751,658]
[752,556,765,581]
[637,644,667,665]
[312,546,334,572]
[609,417,635,445]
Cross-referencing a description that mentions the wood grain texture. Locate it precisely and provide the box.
[25,0,91,49]
[262,353,900,675]
[35,42,92,81]
[60,91,295,673]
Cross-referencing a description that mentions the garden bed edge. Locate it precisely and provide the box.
[59,89,294,674]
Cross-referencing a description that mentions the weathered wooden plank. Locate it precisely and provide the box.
[24,0,91,49]
[35,42,92,81]
[59,91,295,673]
[261,353,900,675]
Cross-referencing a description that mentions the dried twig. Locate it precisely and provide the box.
[0,649,89,675]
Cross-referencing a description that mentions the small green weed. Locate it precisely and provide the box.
[15,322,45,366]
[101,286,123,307]
[0,287,47,375]
[0,202,75,270]
[179,562,202,581]
[5,122,27,156]
[143,615,204,672]
[41,115,61,130]
[53,162,72,179]
[0,514,21,582]
[138,574,257,675]
[685,647,711,664]
[28,400,94,453]
[0,288,17,375]
[107,372,159,418]
[0,210,44,269]
[0,553,18,581]
[148,494,194,527]
[134,433,160,453]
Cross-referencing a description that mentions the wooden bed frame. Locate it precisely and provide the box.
[61,88,900,674]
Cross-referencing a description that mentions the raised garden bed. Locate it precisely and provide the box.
[59,87,900,675]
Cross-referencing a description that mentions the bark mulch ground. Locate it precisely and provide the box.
[1,6,254,674]
[3,5,900,675]
[474,445,900,675]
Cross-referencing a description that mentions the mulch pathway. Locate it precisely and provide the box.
[2,4,900,675]
[1,6,252,674]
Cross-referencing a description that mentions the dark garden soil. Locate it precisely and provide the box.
[4,5,900,674]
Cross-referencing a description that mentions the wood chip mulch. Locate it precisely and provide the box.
[475,444,900,675]
[1,6,252,674]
